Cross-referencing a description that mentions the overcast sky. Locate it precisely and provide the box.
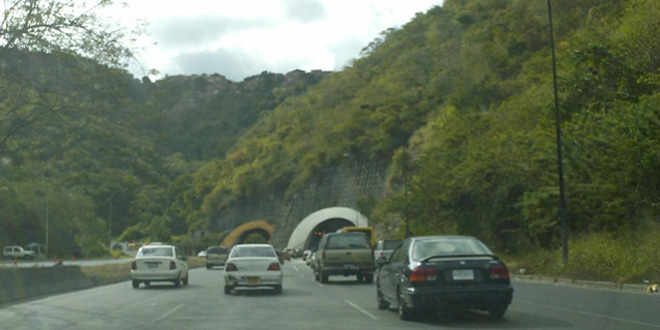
[106,0,443,81]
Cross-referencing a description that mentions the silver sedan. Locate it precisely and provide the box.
[224,244,283,294]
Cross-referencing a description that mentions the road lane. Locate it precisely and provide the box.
[1,258,659,330]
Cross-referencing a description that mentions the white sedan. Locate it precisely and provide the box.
[130,244,189,288]
[224,244,283,294]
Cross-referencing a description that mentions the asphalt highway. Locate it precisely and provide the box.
[1,259,659,330]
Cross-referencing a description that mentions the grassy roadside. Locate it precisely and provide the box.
[80,257,207,286]
[500,225,660,286]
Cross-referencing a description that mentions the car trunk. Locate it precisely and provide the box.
[414,256,509,288]
[136,257,173,271]
[231,257,277,272]
[324,249,372,266]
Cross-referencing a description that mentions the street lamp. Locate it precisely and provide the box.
[546,0,569,265]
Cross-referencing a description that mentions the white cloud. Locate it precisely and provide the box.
[106,0,444,80]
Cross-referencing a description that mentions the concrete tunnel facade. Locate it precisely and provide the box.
[286,207,369,251]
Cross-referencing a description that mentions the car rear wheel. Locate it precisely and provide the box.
[173,279,181,288]
[183,273,189,286]
[356,273,364,282]
[224,285,232,295]
[365,274,374,283]
[132,280,139,289]
[320,270,329,283]
[488,306,508,320]
[273,285,282,294]
[206,264,211,269]
[314,272,319,281]
[397,287,415,321]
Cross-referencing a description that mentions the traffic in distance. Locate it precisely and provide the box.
[134,227,512,322]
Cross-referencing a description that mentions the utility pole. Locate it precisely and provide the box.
[404,172,410,238]
[45,196,49,257]
[402,150,411,238]
[547,0,569,265]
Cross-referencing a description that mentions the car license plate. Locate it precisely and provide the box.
[452,269,474,281]
[247,277,260,285]
[344,264,358,270]
[147,262,159,269]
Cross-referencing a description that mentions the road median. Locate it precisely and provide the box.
[512,274,649,294]
[0,257,206,306]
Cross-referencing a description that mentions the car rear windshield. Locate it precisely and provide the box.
[383,240,402,250]
[207,247,226,254]
[138,247,173,257]
[230,246,276,258]
[412,238,492,260]
[326,234,370,249]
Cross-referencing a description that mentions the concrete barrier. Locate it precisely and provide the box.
[0,266,94,305]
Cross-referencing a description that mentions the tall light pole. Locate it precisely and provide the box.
[547,0,568,265]
[45,195,49,257]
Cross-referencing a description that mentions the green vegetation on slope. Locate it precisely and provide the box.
[3,0,660,277]
[0,48,327,256]
[192,0,660,258]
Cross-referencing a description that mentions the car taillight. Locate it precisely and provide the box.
[409,267,437,282]
[169,260,176,270]
[488,265,510,280]
[322,251,326,258]
[226,263,238,271]
[131,261,137,270]
[268,263,281,271]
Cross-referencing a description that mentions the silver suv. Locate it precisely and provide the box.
[3,245,36,259]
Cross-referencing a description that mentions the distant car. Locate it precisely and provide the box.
[3,245,35,259]
[130,244,189,289]
[206,246,228,269]
[376,236,513,321]
[224,244,283,295]
[374,239,402,263]
[308,251,318,271]
[305,251,314,266]
[302,249,312,261]
[197,250,207,257]
[314,232,374,283]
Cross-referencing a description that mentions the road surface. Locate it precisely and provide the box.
[1,259,659,329]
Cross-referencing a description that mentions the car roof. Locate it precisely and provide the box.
[410,235,478,242]
[232,244,273,248]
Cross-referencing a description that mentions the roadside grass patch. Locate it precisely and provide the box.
[80,256,207,285]
[502,225,660,285]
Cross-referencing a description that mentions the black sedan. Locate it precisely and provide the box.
[375,235,513,321]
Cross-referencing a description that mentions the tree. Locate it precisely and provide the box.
[0,0,136,66]
[0,0,140,152]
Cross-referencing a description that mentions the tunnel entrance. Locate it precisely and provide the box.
[286,207,369,251]
[305,218,354,251]
[236,229,271,244]
[221,220,274,248]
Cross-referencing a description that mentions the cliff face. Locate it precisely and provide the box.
[211,160,388,247]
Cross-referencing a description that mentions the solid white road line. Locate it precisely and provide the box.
[345,299,379,321]
[153,304,184,323]
[517,299,660,329]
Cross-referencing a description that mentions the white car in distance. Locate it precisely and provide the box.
[130,244,189,289]
[224,244,283,294]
